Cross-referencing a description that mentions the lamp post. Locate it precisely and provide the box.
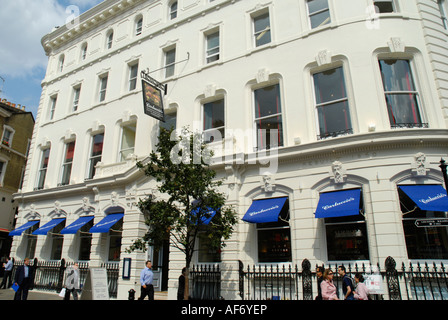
[440,158,448,195]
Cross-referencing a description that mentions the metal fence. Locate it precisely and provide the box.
[238,257,448,301]
[189,264,221,300]
[11,259,119,298]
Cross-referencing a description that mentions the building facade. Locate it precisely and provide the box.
[0,99,34,258]
[10,0,448,300]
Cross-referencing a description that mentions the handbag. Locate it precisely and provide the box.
[58,288,66,297]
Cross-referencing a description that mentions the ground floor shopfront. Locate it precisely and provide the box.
[10,130,448,299]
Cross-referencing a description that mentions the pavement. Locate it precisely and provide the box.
[0,287,169,300]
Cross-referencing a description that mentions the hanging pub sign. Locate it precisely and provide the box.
[141,70,167,122]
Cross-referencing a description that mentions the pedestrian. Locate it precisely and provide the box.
[13,258,34,300]
[0,257,13,289]
[315,266,324,300]
[320,269,338,300]
[353,273,369,300]
[138,260,154,300]
[338,265,355,300]
[64,263,80,300]
[177,267,186,300]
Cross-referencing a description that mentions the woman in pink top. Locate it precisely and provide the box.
[320,269,339,300]
[354,273,369,300]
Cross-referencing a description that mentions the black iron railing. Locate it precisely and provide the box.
[189,264,221,300]
[239,257,448,301]
[11,259,118,298]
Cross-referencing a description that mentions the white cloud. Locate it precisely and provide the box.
[0,0,103,78]
[0,0,67,78]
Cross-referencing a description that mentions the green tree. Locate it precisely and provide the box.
[128,126,237,299]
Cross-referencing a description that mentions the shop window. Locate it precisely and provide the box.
[257,199,291,263]
[78,219,94,261]
[399,187,448,260]
[50,220,66,260]
[198,230,221,263]
[313,66,352,140]
[25,223,39,259]
[323,192,369,261]
[108,218,123,261]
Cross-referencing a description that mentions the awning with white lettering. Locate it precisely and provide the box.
[32,218,66,235]
[399,185,448,212]
[89,213,124,233]
[242,197,288,223]
[9,220,40,236]
[315,189,361,218]
[60,216,95,234]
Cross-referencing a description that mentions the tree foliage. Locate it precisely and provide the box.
[127,127,238,271]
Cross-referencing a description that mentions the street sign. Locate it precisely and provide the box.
[415,218,448,228]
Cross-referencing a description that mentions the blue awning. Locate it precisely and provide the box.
[9,220,40,236]
[60,216,95,234]
[399,185,448,212]
[32,218,66,235]
[242,197,288,223]
[89,213,124,233]
[315,189,361,218]
[191,207,217,225]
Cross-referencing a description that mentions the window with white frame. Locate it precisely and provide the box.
[129,63,139,91]
[165,47,176,78]
[203,99,225,143]
[373,0,395,13]
[253,11,271,47]
[99,74,108,102]
[312,66,352,139]
[81,43,88,60]
[0,161,6,185]
[438,0,448,29]
[378,59,425,128]
[206,31,220,64]
[107,31,114,49]
[160,111,177,131]
[72,86,81,112]
[37,148,50,190]
[61,141,75,186]
[170,1,178,20]
[254,84,283,150]
[88,133,104,179]
[58,55,65,73]
[119,123,136,161]
[135,17,143,36]
[49,95,57,120]
[1,126,14,148]
[307,0,331,29]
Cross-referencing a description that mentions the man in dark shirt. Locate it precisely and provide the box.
[14,258,34,300]
[338,265,354,300]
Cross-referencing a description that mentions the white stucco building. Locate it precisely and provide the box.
[10,0,448,299]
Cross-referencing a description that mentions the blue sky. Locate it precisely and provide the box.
[0,0,103,117]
